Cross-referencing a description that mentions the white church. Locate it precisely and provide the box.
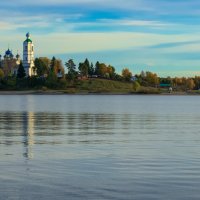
[23,32,36,77]
[0,32,36,77]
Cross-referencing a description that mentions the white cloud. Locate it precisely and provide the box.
[2,0,146,8]
[29,32,200,56]
[0,12,83,32]
[1,31,200,55]
[2,0,199,16]
[99,19,173,28]
[0,22,26,30]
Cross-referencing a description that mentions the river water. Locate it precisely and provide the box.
[0,95,200,200]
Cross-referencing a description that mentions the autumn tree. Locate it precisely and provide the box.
[107,65,115,79]
[0,69,4,79]
[99,63,107,77]
[194,76,200,89]
[49,57,64,76]
[122,68,132,81]
[94,62,116,79]
[186,79,195,90]
[145,71,159,86]
[34,57,50,77]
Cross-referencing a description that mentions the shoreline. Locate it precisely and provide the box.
[0,90,198,96]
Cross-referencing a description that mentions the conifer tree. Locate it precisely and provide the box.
[17,62,26,78]
[50,56,56,72]
[65,59,77,81]
[88,62,95,76]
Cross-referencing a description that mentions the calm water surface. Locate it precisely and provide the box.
[1,95,200,200]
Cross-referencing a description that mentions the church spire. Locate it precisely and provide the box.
[26,32,30,39]
[23,32,35,76]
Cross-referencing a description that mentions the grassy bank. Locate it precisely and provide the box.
[76,79,134,93]
[0,78,198,95]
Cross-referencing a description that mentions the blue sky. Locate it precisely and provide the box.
[1,0,200,76]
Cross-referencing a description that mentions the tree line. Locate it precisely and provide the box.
[0,56,199,91]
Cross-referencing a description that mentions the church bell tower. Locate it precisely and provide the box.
[23,33,35,76]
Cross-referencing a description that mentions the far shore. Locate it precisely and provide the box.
[0,90,199,95]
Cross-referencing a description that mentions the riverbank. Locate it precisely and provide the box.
[0,79,199,95]
[0,90,198,95]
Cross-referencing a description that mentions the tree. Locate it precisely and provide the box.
[107,65,115,79]
[65,59,77,81]
[0,69,4,79]
[145,71,159,86]
[78,58,90,77]
[173,77,183,88]
[54,59,65,76]
[17,62,26,78]
[88,62,95,76]
[186,79,195,90]
[98,63,107,77]
[34,58,49,77]
[84,58,90,69]
[48,57,65,79]
[122,68,132,81]
[78,63,88,77]
[95,61,100,75]
[94,62,107,77]
[46,71,58,88]
[50,56,56,72]
[194,76,200,89]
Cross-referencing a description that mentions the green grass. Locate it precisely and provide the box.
[0,78,165,94]
[136,86,161,94]
[76,79,134,93]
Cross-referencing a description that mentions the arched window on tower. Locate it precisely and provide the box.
[25,46,27,51]
[32,46,33,51]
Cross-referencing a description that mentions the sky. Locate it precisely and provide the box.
[1,0,200,77]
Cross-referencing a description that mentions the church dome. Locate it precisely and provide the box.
[26,32,30,38]
[4,49,14,59]
[24,32,32,43]
[16,53,20,59]
[5,49,11,55]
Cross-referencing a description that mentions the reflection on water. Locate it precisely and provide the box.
[1,95,200,200]
[23,112,35,159]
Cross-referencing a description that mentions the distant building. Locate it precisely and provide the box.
[0,49,20,76]
[23,33,36,77]
[0,32,36,77]
[159,83,171,88]
[57,70,63,78]
[131,76,138,82]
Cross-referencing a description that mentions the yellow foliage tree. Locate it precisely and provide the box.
[186,79,195,90]
[0,69,4,79]
[122,68,132,81]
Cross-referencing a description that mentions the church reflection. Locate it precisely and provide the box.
[23,112,35,159]
[1,109,147,158]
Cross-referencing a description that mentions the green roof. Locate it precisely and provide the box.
[24,38,32,43]
[160,83,171,87]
